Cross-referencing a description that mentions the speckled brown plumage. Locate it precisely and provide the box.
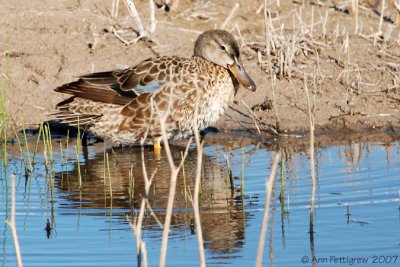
[54,30,256,146]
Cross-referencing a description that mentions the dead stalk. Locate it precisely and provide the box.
[240,100,262,135]
[124,0,146,36]
[256,151,281,267]
[375,0,386,45]
[128,145,161,267]
[352,0,359,34]
[111,0,120,18]
[264,0,271,56]
[396,1,400,25]
[123,0,158,42]
[129,166,156,267]
[141,242,148,267]
[112,28,135,45]
[378,0,385,34]
[310,5,314,37]
[6,174,23,267]
[191,97,206,267]
[304,74,316,235]
[127,118,158,266]
[270,72,280,131]
[155,97,193,267]
[148,0,157,34]
[322,10,329,38]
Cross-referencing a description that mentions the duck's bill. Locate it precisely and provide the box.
[228,63,257,91]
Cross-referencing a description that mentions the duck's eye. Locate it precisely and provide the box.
[220,45,226,51]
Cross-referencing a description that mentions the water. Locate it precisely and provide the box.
[0,133,399,266]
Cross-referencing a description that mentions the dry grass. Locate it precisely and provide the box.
[304,73,316,234]
[256,150,281,267]
[127,152,158,267]
[190,97,206,267]
[112,0,159,44]
[243,0,400,134]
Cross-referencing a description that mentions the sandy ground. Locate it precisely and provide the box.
[1,0,400,137]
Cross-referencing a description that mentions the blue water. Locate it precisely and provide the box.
[1,135,399,266]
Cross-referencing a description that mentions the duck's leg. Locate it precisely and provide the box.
[153,141,162,154]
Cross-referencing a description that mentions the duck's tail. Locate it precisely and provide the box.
[53,75,134,128]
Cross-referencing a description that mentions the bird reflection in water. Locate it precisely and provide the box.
[55,144,247,255]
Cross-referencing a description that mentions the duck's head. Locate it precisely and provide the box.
[194,29,256,91]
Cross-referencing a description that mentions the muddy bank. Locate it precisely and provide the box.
[1,0,399,136]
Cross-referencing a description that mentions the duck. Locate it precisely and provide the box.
[53,29,256,153]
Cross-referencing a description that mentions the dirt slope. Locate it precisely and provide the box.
[1,0,399,136]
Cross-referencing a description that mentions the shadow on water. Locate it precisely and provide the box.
[1,129,400,266]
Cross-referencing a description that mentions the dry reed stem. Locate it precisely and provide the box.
[191,97,206,267]
[304,74,316,236]
[128,150,159,266]
[145,198,163,227]
[256,151,281,267]
[6,174,23,267]
[155,98,192,267]
[148,0,157,34]
[322,10,329,38]
[311,5,314,37]
[305,74,317,266]
[221,3,240,30]
[240,100,262,135]
[270,72,280,131]
[375,0,386,45]
[352,0,359,34]
[264,0,271,56]
[124,0,146,36]
[123,0,158,43]
[128,146,158,266]
[379,0,386,33]
[395,1,400,25]
[112,28,135,45]
[141,242,148,267]
[241,98,279,136]
[111,0,120,18]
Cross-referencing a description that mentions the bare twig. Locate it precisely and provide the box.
[264,0,271,56]
[375,0,386,45]
[123,0,158,43]
[154,97,193,267]
[256,151,281,267]
[128,144,159,267]
[148,0,157,34]
[240,100,262,135]
[111,0,120,18]
[192,95,206,267]
[141,242,148,267]
[270,72,280,131]
[112,28,135,45]
[124,0,146,36]
[305,73,317,267]
[352,0,359,34]
[6,175,23,267]
[395,1,400,25]
[129,163,157,267]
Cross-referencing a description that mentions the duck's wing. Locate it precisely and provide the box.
[55,56,184,106]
